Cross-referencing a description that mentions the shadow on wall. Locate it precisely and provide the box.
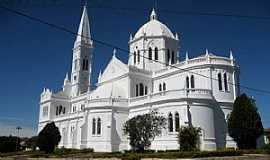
[111,111,121,152]
[187,104,192,127]
[213,102,227,149]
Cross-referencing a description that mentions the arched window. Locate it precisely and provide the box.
[191,75,195,89]
[224,73,228,91]
[92,118,96,135]
[163,83,166,91]
[168,113,173,132]
[82,59,88,70]
[145,86,148,95]
[175,112,180,131]
[97,118,101,135]
[139,83,144,96]
[137,50,140,63]
[171,51,175,64]
[135,84,139,97]
[148,47,152,60]
[56,106,59,116]
[167,49,170,65]
[218,73,222,90]
[63,107,65,114]
[159,84,162,92]
[186,76,190,89]
[154,47,158,60]
[134,51,136,64]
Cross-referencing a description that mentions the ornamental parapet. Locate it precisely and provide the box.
[86,89,212,108]
[87,98,129,108]
[155,55,235,74]
[129,88,213,106]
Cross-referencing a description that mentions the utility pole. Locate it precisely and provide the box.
[16,126,22,151]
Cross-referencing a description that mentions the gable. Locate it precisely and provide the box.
[100,55,128,83]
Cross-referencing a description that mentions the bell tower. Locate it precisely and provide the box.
[71,5,94,97]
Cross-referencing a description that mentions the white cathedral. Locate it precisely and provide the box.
[38,6,240,152]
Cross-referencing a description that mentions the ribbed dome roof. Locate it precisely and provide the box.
[133,9,175,39]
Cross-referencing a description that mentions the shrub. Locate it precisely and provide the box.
[178,126,201,151]
[262,143,270,150]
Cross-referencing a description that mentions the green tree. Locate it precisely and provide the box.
[0,136,19,153]
[37,122,61,153]
[228,94,264,149]
[178,126,201,151]
[123,111,166,152]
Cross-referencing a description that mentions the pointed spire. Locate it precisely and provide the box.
[75,5,92,45]
[185,51,189,61]
[205,48,209,56]
[150,8,157,20]
[230,50,234,60]
[175,32,179,40]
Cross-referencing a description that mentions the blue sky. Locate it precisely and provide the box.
[0,0,270,137]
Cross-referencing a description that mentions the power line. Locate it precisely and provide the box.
[88,6,270,20]
[1,5,270,95]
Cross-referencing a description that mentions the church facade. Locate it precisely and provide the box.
[38,6,240,152]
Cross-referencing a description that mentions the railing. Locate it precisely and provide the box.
[86,89,212,108]
[129,89,213,106]
[88,98,128,107]
[155,56,234,74]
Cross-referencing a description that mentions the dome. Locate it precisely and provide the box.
[133,9,175,39]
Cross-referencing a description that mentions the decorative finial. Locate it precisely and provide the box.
[65,73,69,81]
[175,33,179,40]
[185,51,189,61]
[230,50,234,60]
[205,48,209,56]
[150,8,157,20]
[129,33,133,42]
[98,70,102,82]
[63,72,69,87]
[113,48,117,57]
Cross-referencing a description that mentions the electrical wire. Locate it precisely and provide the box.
[1,5,270,95]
